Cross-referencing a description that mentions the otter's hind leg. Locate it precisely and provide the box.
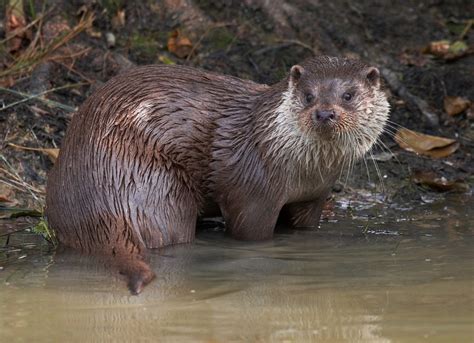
[132,168,200,248]
[117,168,199,293]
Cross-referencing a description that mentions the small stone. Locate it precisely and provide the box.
[106,32,116,48]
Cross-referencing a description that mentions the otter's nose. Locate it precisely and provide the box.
[314,109,336,122]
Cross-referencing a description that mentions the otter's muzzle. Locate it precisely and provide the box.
[313,109,337,123]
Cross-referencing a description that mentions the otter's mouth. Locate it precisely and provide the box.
[311,108,339,138]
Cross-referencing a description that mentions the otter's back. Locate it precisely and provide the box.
[46,65,266,250]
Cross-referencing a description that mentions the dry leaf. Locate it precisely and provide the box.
[467,104,474,120]
[0,195,13,203]
[158,55,176,65]
[8,143,59,163]
[423,40,469,60]
[5,0,28,53]
[42,148,60,162]
[111,9,126,29]
[86,27,102,38]
[447,41,469,59]
[0,76,15,87]
[399,51,428,67]
[321,199,335,220]
[43,17,72,42]
[29,105,50,116]
[76,4,89,16]
[424,40,450,56]
[394,128,459,159]
[167,30,193,58]
[76,4,101,38]
[412,170,469,192]
[0,185,17,206]
[444,96,471,116]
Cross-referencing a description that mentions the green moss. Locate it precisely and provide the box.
[99,0,125,14]
[207,27,235,51]
[273,65,288,81]
[32,217,57,246]
[128,32,161,61]
[446,22,466,36]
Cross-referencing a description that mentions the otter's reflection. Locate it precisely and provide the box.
[43,234,397,342]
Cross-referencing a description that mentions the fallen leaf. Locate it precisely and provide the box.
[76,4,89,16]
[167,30,193,58]
[86,27,102,38]
[111,9,126,29]
[29,105,50,116]
[5,0,28,53]
[423,40,450,56]
[370,151,395,162]
[412,170,469,192]
[394,128,459,158]
[321,199,335,220]
[448,41,468,56]
[0,185,18,206]
[423,40,469,60]
[8,143,59,163]
[76,5,101,38]
[467,104,474,120]
[43,17,71,42]
[399,51,428,67]
[0,195,13,203]
[158,55,176,65]
[444,96,471,116]
[0,76,15,87]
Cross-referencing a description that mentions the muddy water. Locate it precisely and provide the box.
[0,195,473,343]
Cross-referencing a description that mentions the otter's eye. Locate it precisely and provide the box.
[305,93,314,104]
[342,92,353,101]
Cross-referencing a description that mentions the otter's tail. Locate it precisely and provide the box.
[114,251,156,295]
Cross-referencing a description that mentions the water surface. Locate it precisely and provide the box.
[1,195,473,342]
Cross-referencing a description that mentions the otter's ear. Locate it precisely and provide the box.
[289,65,304,88]
[365,67,380,87]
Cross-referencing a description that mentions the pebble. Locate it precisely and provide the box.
[106,32,116,48]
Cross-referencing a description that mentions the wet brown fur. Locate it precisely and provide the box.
[46,56,389,294]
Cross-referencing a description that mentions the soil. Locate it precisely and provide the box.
[0,0,472,213]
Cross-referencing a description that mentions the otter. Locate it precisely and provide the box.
[46,56,390,294]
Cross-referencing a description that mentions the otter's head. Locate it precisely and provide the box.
[282,56,389,159]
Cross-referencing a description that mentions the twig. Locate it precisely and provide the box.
[254,43,293,55]
[185,22,236,63]
[0,155,44,202]
[48,46,92,62]
[255,39,317,56]
[0,9,50,45]
[459,19,473,40]
[0,166,43,194]
[56,59,94,84]
[381,67,439,127]
[0,85,78,112]
[278,39,318,55]
[0,173,43,198]
[1,12,94,80]
[0,177,28,194]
